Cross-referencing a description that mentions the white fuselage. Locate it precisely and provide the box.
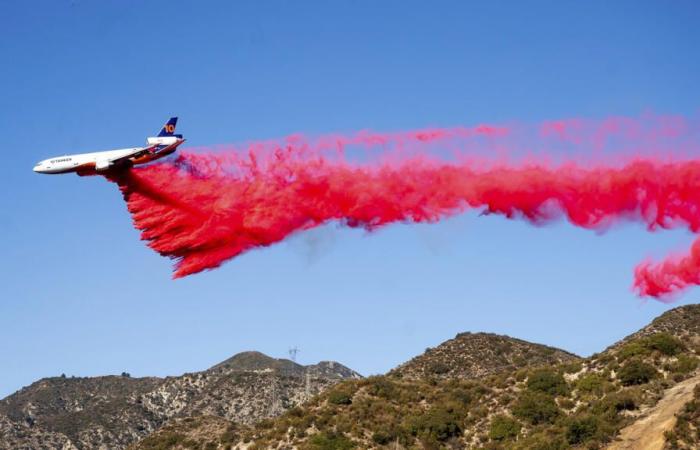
[33,147,143,174]
[33,136,183,175]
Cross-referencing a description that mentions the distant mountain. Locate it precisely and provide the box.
[209,351,301,373]
[0,352,360,450]
[209,351,359,380]
[390,332,580,380]
[152,305,699,450]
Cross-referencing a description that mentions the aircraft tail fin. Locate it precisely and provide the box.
[157,117,179,137]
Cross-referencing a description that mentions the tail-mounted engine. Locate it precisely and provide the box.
[147,136,179,146]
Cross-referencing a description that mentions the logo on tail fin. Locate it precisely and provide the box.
[158,117,178,137]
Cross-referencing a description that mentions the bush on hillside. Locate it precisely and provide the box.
[527,369,568,396]
[366,377,399,400]
[617,342,649,361]
[618,360,658,386]
[665,384,700,446]
[592,389,639,423]
[428,361,450,375]
[563,361,583,374]
[488,415,521,441]
[305,431,355,450]
[409,406,461,443]
[642,333,684,356]
[576,373,607,395]
[371,430,393,445]
[328,389,353,406]
[566,415,599,444]
[135,432,188,450]
[670,354,699,374]
[513,431,568,450]
[513,391,560,425]
[619,333,685,362]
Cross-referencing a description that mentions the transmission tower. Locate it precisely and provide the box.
[288,346,299,362]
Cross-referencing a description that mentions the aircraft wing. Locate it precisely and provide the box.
[107,146,157,166]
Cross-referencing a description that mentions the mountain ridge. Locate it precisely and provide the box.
[390,331,581,380]
[0,352,360,450]
[3,305,698,450]
[136,304,699,450]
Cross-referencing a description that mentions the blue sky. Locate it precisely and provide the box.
[1,0,699,398]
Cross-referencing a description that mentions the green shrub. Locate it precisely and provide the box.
[566,415,599,444]
[306,431,355,450]
[595,390,639,419]
[642,333,684,356]
[618,360,658,386]
[558,397,576,410]
[488,415,521,441]
[618,334,684,361]
[563,362,583,374]
[527,369,568,396]
[409,407,461,442]
[219,424,240,445]
[428,362,450,375]
[664,430,678,446]
[617,342,649,361]
[328,389,353,405]
[513,432,568,450]
[665,384,700,446]
[371,430,393,445]
[366,377,399,400]
[451,387,473,406]
[136,432,187,450]
[596,353,615,364]
[576,373,606,395]
[671,354,699,374]
[513,391,560,425]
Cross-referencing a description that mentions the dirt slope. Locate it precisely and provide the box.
[607,372,700,450]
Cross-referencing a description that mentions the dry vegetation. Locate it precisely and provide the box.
[390,332,580,381]
[664,383,700,449]
[0,352,359,450]
[132,305,700,450]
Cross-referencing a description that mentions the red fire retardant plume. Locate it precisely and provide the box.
[107,117,700,301]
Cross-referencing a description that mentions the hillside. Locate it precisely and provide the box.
[137,304,700,450]
[663,381,700,449]
[607,306,700,351]
[0,352,360,450]
[608,372,700,450]
[390,332,580,380]
[211,352,359,380]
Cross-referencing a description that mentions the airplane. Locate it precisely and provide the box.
[33,117,184,175]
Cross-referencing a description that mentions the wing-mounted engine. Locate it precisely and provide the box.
[95,159,112,171]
